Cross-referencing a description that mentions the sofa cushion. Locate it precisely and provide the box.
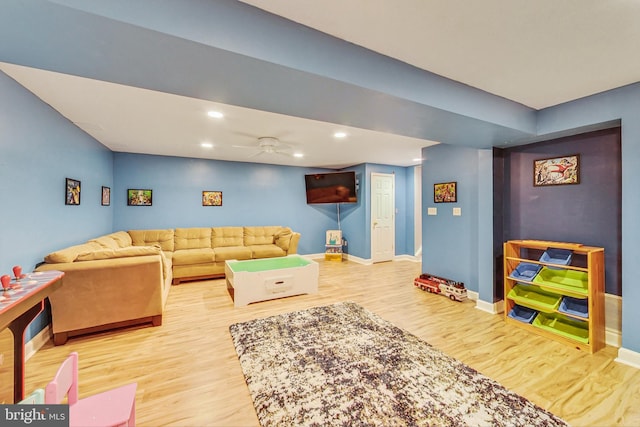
[213,246,252,262]
[90,235,121,250]
[244,226,282,246]
[173,248,215,265]
[108,231,133,248]
[175,228,211,250]
[75,246,160,261]
[212,227,244,248]
[274,227,293,251]
[249,244,286,259]
[44,242,103,264]
[129,229,175,252]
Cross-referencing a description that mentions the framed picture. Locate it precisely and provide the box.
[533,154,580,186]
[434,182,457,203]
[65,178,81,205]
[202,191,222,206]
[101,186,110,206]
[127,189,152,206]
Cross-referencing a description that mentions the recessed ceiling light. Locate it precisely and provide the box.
[293,153,304,158]
[201,142,213,148]
[333,132,347,139]
[413,158,423,162]
[207,111,224,119]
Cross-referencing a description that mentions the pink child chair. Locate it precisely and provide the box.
[45,352,137,427]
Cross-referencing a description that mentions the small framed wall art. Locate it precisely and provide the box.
[65,178,81,205]
[127,189,153,206]
[101,186,110,206]
[202,191,222,206]
[533,154,580,186]
[434,181,457,203]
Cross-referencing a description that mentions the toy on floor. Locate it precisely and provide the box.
[414,273,467,302]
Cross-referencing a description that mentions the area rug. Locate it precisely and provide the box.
[229,302,568,427]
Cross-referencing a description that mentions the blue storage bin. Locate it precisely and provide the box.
[509,262,542,281]
[539,248,573,266]
[558,296,589,319]
[508,304,538,323]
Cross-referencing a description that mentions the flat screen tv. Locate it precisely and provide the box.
[305,171,357,204]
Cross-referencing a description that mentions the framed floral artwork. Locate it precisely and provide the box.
[101,186,110,206]
[65,178,81,205]
[202,191,222,206]
[127,189,152,206]
[533,154,580,186]
[434,182,456,203]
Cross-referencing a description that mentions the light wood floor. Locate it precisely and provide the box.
[22,259,640,426]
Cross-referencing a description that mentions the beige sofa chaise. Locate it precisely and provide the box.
[36,226,300,345]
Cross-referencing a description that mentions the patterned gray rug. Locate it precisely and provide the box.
[229,302,568,427]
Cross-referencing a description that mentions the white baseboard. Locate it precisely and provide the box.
[615,347,640,370]
[393,254,421,263]
[467,290,479,301]
[605,293,621,348]
[305,253,371,264]
[475,298,503,315]
[306,253,421,265]
[25,325,50,361]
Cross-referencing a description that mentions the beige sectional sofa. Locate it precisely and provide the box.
[36,226,300,344]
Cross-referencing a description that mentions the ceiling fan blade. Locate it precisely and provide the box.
[274,150,293,157]
[247,151,265,158]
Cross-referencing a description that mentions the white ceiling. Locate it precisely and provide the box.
[242,0,640,110]
[3,1,640,169]
[0,61,432,169]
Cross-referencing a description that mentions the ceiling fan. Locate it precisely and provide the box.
[232,136,293,157]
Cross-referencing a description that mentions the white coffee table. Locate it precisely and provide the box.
[225,255,319,307]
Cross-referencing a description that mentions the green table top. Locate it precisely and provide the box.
[227,256,311,273]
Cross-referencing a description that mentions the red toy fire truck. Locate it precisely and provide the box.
[414,273,467,302]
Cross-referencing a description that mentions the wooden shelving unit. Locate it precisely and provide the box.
[503,240,605,353]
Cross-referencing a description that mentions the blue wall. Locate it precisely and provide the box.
[112,154,415,259]
[422,83,640,353]
[0,79,416,343]
[504,128,621,295]
[0,72,114,339]
[422,144,484,293]
[536,83,640,353]
[115,153,340,255]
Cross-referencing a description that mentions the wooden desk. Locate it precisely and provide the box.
[0,270,63,402]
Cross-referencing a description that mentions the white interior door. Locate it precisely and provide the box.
[371,173,395,263]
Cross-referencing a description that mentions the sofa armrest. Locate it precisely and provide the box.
[36,255,166,335]
[287,232,301,254]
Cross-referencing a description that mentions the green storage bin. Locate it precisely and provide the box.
[532,312,589,344]
[507,284,561,312]
[532,267,588,296]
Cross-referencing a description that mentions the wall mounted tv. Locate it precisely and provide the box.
[305,171,358,204]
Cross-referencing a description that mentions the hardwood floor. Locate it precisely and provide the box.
[23,259,640,426]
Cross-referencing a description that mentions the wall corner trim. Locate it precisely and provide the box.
[25,325,50,361]
[615,347,640,370]
[475,298,502,314]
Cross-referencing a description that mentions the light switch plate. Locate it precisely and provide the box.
[427,207,437,215]
[453,207,462,216]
